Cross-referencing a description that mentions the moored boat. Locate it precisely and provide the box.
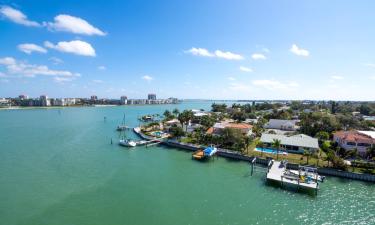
[192,146,217,160]
[119,139,137,147]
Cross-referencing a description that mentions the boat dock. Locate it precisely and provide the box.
[266,160,319,192]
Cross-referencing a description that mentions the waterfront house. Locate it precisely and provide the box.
[209,122,253,136]
[333,130,375,155]
[264,119,299,131]
[260,133,319,154]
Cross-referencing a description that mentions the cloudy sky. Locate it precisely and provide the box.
[1,0,375,100]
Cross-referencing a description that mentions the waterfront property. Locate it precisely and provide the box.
[264,119,299,131]
[208,122,253,136]
[255,147,288,155]
[333,130,375,156]
[266,161,320,193]
[260,133,319,154]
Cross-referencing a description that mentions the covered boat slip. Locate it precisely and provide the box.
[192,146,218,160]
[266,161,320,192]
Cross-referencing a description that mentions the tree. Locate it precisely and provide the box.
[178,110,194,132]
[200,115,215,129]
[244,136,253,155]
[346,148,359,172]
[366,145,375,159]
[303,150,312,165]
[169,125,185,139]
[211,103,227,112]
[172,108,180,116]
[163,110,174,120]
[222,127,244,149]
[272,139,282,160]
[315,131,330,141]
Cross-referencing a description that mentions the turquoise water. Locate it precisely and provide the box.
[255,147,288,155]
[0,101,374,225]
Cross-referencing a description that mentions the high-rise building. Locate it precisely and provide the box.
[120,96,128,105]
[91,95,98,101]
[148,93,156,100]
[19,95,29,100]
[40,95,50,106]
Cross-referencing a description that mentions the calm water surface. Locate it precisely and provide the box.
[0,101,374,225]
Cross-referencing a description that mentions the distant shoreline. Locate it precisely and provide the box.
[0,103,181,111]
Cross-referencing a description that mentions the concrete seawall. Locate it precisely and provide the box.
[134,128,375,183]
[162,140,375,183]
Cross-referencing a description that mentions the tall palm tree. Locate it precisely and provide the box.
[303,150,312,165]
[172,108,180,117]
[272,139,281,160]
[244,136,253,155]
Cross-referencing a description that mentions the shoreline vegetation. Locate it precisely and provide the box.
[137,101,375,176]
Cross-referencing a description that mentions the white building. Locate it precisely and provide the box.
[264,119,299,131]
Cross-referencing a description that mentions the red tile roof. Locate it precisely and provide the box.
[334,130,374,144]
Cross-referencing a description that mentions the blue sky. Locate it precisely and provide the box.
[1,0,375,100]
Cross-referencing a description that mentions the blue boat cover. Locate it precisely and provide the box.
[204,147,213,155]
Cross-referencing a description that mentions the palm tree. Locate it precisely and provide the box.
[244,136,253,155]
[172,108,180,117]
[257,141,264,158]
[272,139,282,160]
[303,150,312,165]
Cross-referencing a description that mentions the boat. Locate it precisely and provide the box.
[119,139,137,147]
[192,146,218,160]
[117,113,130,131]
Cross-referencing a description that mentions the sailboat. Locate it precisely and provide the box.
[117,113,130,131]
[119,138,137,147]
[117,113,137,147]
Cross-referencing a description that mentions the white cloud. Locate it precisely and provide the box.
[331,75,344,80]
[229,82,251,92]
[17,43,47,54]
[363,63,375,68]
[54,77,75,83]
[0,78,9,83]
[251,53,266,60]
[98,66,106,70]
[369,76,375,80]
[142,75,153,81]
[252,79,300,90]
[0,57,80,78]
[239,66,253,72]
[185,47,214,57]
[92,79,104,83]
[228,76,236,81]
[290,44,309,57]
[44,14,106,36]
[214,50,243,60]
[0,6,40,27]
[44,40,96,57]
[185,47,243,60]
[49,57,63,65]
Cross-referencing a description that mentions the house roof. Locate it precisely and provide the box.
[334,130,374,143]
[225,123,252,129]
[206,127,214,134]
[265,119,298,128]
[358,131,375,139]
[260,133,319,149]
[213,122,252,130]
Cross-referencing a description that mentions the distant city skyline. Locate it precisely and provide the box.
[1,1,375,100]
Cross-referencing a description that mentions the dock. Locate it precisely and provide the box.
[266,161,319,192]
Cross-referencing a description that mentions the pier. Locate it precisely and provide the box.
[266,161,319,193]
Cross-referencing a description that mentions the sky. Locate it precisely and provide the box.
[0,0,375,100]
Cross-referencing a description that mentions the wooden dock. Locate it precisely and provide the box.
[266,161,319,191]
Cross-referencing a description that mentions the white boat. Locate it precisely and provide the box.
[119,139,137,147]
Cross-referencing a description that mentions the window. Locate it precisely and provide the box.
[357,143,370,147]
[346,142,356,146]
